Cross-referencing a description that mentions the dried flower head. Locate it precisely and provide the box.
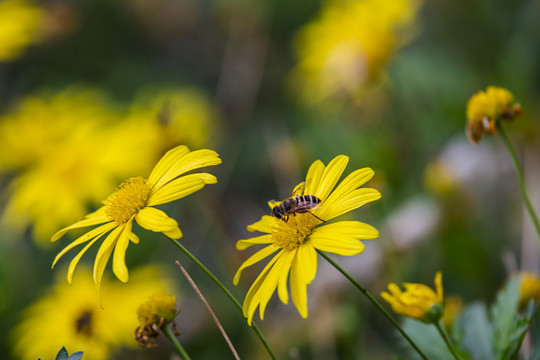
[465,86,522,144]
[135,292,179,348]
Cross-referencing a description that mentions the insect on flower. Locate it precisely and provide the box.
[270,181,325,223]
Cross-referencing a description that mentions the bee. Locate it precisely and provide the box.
[271,182,324,223]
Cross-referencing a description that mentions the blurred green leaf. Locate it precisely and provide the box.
[401,318,454,360]
[461,302,494,360]
[491,276,520,355]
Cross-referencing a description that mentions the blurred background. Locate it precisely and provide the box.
[1,0,540,358]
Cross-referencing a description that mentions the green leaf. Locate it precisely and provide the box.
[54,347,84,360]
[491,276,521,355]
[401,318,455,360]
[460,302,494,360]
[55,347,69,360]
[69,351,84,360]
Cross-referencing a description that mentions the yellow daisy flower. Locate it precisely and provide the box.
[291,0,421,105]
[381,271,444,323]
[51,145,221,295]
[11,265,172,360]
[0,0,43,61]
[0,87,158,244]
[233,155,381,324]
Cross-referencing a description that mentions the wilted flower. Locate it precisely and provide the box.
[135,292,179,348]
[234,155,381,324]
[381,271,444,323]
[466,86,522,144]
[11,266,172,360]
[51,145,221,297]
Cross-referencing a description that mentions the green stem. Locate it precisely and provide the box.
[317,250,428,360]
[499,123,540,242]
[167,237,276,360]
[163,324,192,360]
[434,321,462,360]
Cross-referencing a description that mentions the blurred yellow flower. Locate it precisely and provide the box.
[51,145,221,296]
[519,272,540,308]
[290,0,421,106]
[127,87,217,151]
[381,271,444,323]
[441,295,463,330]
[0,87,158,244]
[234,155,381,324]
[0,0,43,61]
[465,86,522,144]
[11,266,172,360]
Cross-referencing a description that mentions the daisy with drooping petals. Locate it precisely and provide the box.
[233,155,381,324]
[51,145,221,295]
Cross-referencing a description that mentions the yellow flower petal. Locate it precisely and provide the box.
[93,225,123,287]
[233,244,279,285]
[258,250,296,320]
[152,149,221,190]
[147,173,216,206]
[247,215,275,233]
[66,231,109,284]
[52,222,117,269]
[236,234,273,251]
[314,155,348,202]
[112,220,134,283]
[51,207,108,242]
[319,188,381,220]
[296,243,317,284]
[304,160,325,195]
[243,250,284,325]
[290,250,308,318]
[434,271,443,302]
[147,145,190,185]
[135,207,182,239]
[309,221,377,255]
[320,167,375,211]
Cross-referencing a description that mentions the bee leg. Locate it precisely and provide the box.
[309,212,326,223]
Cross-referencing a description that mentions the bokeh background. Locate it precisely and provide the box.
[1,0,540,358]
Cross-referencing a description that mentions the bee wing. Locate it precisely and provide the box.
[291,181,306,197]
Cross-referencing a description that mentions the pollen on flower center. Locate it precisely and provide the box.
[105,177,152,224]
[271,213,320,250]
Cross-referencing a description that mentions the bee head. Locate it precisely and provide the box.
[272,206,283,219]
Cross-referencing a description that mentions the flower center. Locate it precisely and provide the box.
[271,213,320,250]
[75,310,93,337]
[104,177,152,224]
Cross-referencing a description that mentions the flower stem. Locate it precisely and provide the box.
[175,260,241,360]
[498,123,540,242]
[317,250,428,360]
[167,237,276,360]
[434,321,462,360]
[163,324,192,360]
